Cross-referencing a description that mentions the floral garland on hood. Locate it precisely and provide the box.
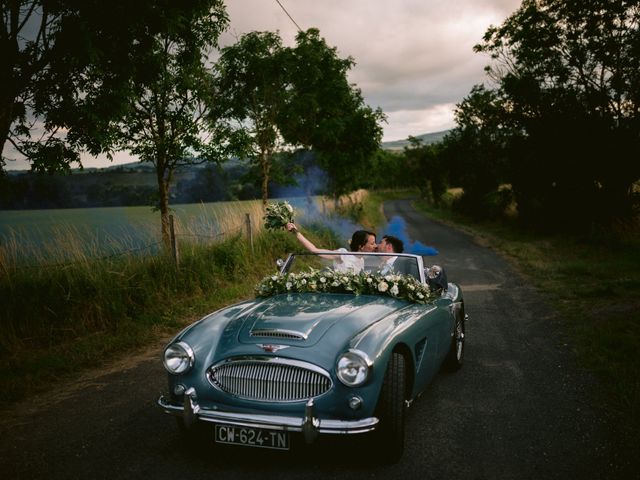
[255,269,437,304]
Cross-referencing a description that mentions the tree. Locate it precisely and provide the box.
[212,28,385,204]
[402,137,449,205]
[473,0,640,228]
[1,1,220,176]
[109,1,228,247]
[212,31,289,207]
[281,29,385,197]
[441,85,512,217]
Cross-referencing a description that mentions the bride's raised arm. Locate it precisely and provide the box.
[286,223,341,260]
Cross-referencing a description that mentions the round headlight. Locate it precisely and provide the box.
[336,350,371,386]
[163,342,194,374]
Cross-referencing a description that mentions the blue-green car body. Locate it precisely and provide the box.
[158,252,465,459]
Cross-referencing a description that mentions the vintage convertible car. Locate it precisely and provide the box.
[158,252,466,462]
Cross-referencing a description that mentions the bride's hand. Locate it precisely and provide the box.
[286,222,297,233]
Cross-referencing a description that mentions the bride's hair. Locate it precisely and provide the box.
[349,230,376,251]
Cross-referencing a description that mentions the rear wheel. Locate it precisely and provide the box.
[371,352,407,463]
[443,310,465,371]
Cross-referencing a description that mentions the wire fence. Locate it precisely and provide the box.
[9,240,165,270]
[1,215,253,271]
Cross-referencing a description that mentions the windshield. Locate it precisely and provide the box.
[283,252,423,282]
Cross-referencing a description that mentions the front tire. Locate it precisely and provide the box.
[372,352,407,463]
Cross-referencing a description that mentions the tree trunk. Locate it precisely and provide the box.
[0,86,18,178]
[0,102,16,200]
[0,107,13,161]
[260,150,271,208]
[156,164,171,249]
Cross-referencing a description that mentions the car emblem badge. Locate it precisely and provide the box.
[257,344,289,353]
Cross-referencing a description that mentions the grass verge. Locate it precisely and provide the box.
[0,224,338,406]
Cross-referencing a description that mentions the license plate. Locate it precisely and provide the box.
[214,424,290,450]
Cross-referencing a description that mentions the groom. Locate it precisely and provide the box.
[377,235,404,274]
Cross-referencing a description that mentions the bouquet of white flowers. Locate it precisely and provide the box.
[263,201,295,231]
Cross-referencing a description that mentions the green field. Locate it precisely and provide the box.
[0,197,332,265]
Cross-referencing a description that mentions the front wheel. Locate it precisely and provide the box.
[371,352,407,463]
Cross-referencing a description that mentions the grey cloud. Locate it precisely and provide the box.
[226,0,521,137]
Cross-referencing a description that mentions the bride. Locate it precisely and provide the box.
[285,222,377,273]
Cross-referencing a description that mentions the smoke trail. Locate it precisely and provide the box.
[285,196,365,250]
[288,200,439,256]
[382,215,438,256]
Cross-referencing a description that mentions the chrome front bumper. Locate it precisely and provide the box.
[157,388,378,444]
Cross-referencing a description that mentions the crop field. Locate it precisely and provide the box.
[0,197,336,266]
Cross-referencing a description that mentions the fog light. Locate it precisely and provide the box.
[348,395,363,410]
[173,384,186,396]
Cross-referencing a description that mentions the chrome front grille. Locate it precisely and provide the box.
[208,357,332,402]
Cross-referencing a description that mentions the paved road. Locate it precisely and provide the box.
[0,200,620,479]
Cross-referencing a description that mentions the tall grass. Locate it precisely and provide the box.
[171,199,266,243]
[0,200,271,267]
[0,201,339,404]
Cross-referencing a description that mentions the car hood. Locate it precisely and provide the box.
[236,293,406,347]
[180,293,409,354]
[174,293,415,375]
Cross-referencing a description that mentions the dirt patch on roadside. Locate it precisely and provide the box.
[0,335,171,429]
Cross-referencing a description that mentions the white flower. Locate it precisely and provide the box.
[264,201,295,230]
[256,268,432,304]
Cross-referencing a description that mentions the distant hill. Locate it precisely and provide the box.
[2,134,453,209]
[381,129,451,151]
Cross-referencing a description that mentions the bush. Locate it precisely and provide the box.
[451,186,514,220]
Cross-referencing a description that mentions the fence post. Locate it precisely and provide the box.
[245,213,254,255]
[169,214,180,269]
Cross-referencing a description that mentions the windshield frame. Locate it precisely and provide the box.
[280,252,427,284]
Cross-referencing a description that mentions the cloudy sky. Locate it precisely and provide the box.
[7,0,522,170]
[221,0,521,141]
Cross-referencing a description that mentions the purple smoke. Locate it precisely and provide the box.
[382,215,438,256]
[286,197,364,249]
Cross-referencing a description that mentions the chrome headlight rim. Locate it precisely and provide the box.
[163,341,195,374]
[336,349,372,387]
